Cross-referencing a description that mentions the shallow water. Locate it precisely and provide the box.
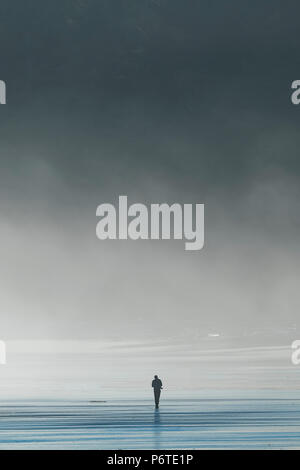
[0,397,300,449]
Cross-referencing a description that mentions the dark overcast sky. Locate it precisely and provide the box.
[0,1,299,340]
[1,0,300,186]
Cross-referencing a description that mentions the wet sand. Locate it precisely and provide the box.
[0,397,299,449]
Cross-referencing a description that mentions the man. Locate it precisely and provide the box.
[152,375,163,408]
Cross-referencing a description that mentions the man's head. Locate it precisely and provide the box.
[154,375,158,379]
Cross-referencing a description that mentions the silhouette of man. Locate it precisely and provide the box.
[152,375,163,408]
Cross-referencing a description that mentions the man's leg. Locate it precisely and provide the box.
[154,389,161,407]
[154,389,158,406]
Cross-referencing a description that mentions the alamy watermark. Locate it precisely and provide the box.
[96,196,204,251]
[0,80,6,104]
[0,341,6,364]
[291,340,300,365]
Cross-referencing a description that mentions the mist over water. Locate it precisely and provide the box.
[0,339,297,401]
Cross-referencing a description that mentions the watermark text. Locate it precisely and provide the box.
[96,196,204,251]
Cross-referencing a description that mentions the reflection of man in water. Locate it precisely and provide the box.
[152,375,163,408]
